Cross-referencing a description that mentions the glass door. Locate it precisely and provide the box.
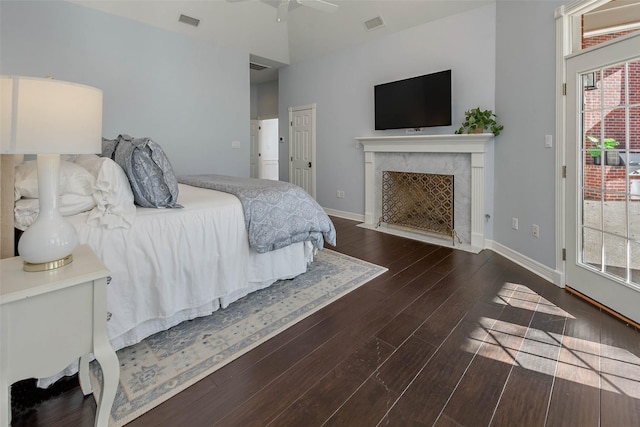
[566,33,640,325]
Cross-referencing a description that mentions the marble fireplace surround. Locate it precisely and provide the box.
[356,134,493,252]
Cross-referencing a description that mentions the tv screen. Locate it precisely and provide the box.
[374,70,451,130]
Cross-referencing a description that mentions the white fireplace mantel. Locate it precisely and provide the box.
[357,133,493,251]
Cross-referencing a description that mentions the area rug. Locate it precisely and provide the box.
[91,249,387,426]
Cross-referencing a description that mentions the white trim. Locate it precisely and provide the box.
[555,7,569,288]
[323,208,363,223]
[329,208,564,286]
[584,22,640,38]
[357,133,492,252]
[554,0,636,289]
[561,0,611,17]
[486,240,564,287]
[358,222,481,254]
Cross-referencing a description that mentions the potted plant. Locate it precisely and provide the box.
[454,107,504,136]
[587,135,619,165]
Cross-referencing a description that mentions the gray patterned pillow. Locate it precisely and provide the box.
[102,135,181,208]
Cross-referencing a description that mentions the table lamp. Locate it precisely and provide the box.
[1,76,103,271]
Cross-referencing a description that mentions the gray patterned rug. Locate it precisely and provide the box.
[91,249,387,426]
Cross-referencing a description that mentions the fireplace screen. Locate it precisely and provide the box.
[380,171,454,240]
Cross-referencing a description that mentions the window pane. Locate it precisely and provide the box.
[583,192,602,228]
[583,227,602,270]
[603,200,627,237]
[631,240,640,284]
[630,106,640,150]
[583,73,602,110]
[630,202,640,241]
[603,234,627,279]
[603,65,626,108]
[630,59,640,106]
[629,150,640,198]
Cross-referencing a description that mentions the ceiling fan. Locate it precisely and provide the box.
[228,0,338,23]
[276,0,338,22]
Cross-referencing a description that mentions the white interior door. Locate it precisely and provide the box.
[565,33,640,324]
[289,104,316,197]
[258,118,279,181]
[250,120,259,179]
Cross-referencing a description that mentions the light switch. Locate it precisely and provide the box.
[544,135,553,148]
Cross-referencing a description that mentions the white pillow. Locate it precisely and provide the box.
[14,159,96,200]
[75,155,136,229]
[14,194,96,231]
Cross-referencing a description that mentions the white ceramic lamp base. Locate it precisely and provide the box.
[17,154,79,271]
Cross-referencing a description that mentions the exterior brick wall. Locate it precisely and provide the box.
[584,165,640,201]
[582,30,640,152]
[582,28,640,202]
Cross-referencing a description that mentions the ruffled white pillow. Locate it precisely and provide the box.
[14,194,96,231]
[14,159,96,200]
[75,155,136,229]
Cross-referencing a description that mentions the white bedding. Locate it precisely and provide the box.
[70,183,313,350]
[39,184,313,387]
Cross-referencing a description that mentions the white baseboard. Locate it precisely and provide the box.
[323,208,364,222]
[486,240,564,287]
[320,210,565,288]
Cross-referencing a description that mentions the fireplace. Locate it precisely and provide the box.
[357,134,492,252]
[381,171,455,241]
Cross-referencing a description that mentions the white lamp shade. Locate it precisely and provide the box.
[1,76,103,270]
[1,75,102,154]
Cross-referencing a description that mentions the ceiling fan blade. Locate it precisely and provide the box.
[296,0,338,13]
[276,0,289,22]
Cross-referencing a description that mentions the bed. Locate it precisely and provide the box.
[1,140,335,385]
[67,183,317,352]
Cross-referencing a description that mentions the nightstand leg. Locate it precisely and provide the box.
[93,349,119,427]
[79,356,92,396]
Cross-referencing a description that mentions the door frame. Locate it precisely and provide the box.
[556,0,640,325]
[555,0,616,286]
[564,35,640,324]
[288,103,317,198]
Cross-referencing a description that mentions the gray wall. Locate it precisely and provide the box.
[253,80,279,119]
[0,1,250,177]
[494,1,563,269]
[1,0,564,270]
[278,4,497,237]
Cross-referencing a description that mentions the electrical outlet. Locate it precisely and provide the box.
[336,190,345,199]
[336,190,340,198]
[512,217,519,230]
[532,224,540,238]
[340,191,345,198]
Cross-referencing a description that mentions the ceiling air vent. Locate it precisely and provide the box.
[364,16,385,31]
[178,14,200,27]
[250,62,271,71]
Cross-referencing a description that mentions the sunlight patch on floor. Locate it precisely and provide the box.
[463,282,640,398]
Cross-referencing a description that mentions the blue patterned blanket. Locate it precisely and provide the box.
[178,174,336,253]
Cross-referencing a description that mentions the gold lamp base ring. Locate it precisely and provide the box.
[23,254,74,272]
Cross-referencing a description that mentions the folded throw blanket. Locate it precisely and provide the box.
[178,174,336,253]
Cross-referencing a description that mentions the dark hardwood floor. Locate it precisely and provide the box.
[11,216,640,426]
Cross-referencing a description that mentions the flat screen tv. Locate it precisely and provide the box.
[374,69,451,130]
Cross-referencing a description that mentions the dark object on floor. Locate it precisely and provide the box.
[11,376,79,419]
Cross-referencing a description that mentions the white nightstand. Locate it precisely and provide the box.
[0,245,119,427]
